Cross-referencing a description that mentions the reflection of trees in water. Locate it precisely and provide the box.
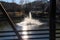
[0,22,9,29]
[31,22,48,30]
[0,21,14,31]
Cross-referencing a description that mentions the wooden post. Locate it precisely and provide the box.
[0,3,22,40]
[49,0,56,40]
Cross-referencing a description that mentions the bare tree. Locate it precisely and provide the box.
[12,0,14,3]
[20,0,24,5]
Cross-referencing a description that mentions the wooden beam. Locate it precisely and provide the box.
[0,3,22,40]
[49,0,56,40]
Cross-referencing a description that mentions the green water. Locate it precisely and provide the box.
[0,19,21,30]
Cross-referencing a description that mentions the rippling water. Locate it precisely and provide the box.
[16,12,44,40]
[0,12,60,40]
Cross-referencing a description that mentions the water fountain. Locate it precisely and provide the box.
[16,12,44,40]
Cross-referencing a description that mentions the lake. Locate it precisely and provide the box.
[0,17,60,40]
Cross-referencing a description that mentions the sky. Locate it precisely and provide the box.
[0,0,50,4]
[0,0,35,4]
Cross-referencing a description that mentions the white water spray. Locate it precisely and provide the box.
[16,12,44,40]
[29,12,32,19]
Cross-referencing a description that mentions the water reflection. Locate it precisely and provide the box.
[16,12,45,40]
[0,22,12,30]
[0,12,49,40]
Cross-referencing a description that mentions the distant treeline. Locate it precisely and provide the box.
[0,1,49,12]
[0,1,21,12]
[0,0,60,13]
